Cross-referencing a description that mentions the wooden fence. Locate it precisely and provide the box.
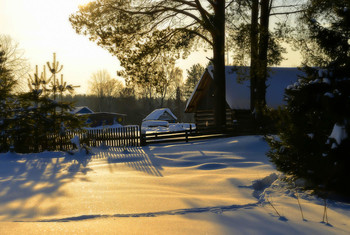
[140,128,230,145]
[1,125,234,153]
[47,125,140,151]
[50,126,230,150]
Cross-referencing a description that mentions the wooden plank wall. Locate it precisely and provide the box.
[194,109,234,130]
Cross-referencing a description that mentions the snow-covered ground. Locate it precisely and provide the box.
[142,122,196,133]
[0,136,349,234]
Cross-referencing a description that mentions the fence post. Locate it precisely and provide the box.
[185,130,188,143]
[140,125,146,146]
[141,133,146,146]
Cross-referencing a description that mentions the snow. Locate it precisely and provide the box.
[189,66,304,110]
[142,108,177,122]
[70,135,80,148]
[142,120,169,128]
[324,92,334,98]
[142,123,196,133]
[0,136,350,234]
[84,123,123,130]
[307,133,314,139]
[329,123,348,145]
[322,78,331,84]
[70,106,94,114]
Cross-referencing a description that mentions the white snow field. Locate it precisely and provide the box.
[0,136,349,234]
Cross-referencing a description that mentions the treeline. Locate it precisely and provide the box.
[74,64,205,125]
[65,94,194,125]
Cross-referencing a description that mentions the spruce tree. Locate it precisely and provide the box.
[13,54,85,153]
[267,1,350,196]
[184,64,205,99]
[0,47,17,152]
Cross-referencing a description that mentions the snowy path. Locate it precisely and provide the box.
[0,136,349,234]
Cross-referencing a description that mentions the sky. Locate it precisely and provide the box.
[0,0,300,94]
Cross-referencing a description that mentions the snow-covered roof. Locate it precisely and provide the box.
[186,66,304,111]
[70,106,94,114]
[143,108,177,122]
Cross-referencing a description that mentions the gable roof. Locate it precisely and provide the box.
[185,66,304,112]
[71,106,94,114]
[143,108,177,122]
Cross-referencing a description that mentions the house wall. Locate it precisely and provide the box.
[194,108,258,134]
[196,85,215,111]
[159,112,176,123]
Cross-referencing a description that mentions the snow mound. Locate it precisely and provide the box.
[252,173,279,199]
[196,163,228,170]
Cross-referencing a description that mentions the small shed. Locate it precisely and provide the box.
[185,66,304,130]
[143,108,177,123]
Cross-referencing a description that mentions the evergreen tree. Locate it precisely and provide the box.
[267,0,350,196]
[12,55,85,153]
[184,64,205,99]
[0,47,17,152]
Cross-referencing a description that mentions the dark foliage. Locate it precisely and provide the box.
[0,47,17,152]
[1,54,86,153]
[267,0,350,196]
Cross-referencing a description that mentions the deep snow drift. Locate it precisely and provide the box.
[0,136,349,234]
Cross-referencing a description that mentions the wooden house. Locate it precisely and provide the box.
[185,66,304,132]
[143,108,177,123]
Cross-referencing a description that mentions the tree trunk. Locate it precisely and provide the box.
[212,0,226,130]
[256,0,270,121]
[175,86,182,122]
[250,0,259,113]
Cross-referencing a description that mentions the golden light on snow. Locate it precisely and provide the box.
[1,136,350,233]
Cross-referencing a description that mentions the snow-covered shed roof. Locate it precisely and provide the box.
[71,106,94,114]
[185,66,304,112]
[143,108,177,122]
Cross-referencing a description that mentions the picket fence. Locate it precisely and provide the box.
[48,125,141,151]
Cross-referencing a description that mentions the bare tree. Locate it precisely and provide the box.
[88,69,124,111]
[0,35,30,92]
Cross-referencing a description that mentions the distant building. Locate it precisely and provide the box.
[185,66,304,131]
[87,112,127,127]
[70,106,126,127]
[70,106,94,115]
[143,108,177,123]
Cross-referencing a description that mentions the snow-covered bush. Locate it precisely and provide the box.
[267,1,350,196]
[267,69,350,195]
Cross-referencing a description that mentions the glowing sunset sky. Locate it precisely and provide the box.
[0,0,299,94]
